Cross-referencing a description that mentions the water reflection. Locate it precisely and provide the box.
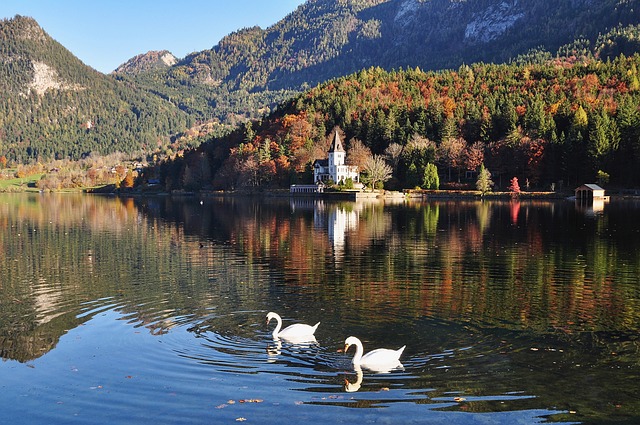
[1,194,639,424]
[343,369,363,392]
[575,197,606,216]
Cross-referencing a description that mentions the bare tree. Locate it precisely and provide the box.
[463,140,485,172]
[362,154,393,191]
[384,142,403,170]
[438,136,466,182]
[347,138,372,172]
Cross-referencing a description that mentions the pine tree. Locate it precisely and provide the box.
[476,163,494,196]
[422,162,439,189]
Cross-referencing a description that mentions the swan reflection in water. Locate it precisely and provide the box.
[266,339,282,359]
[266,335,319,361]
[265,324,319,364]
[344,368,364,392]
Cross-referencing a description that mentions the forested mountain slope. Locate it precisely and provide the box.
[127,0,640,123]
[152,54,640,191]
[0,16,192,162]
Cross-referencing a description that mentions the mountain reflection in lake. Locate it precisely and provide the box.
[0,193,638,424]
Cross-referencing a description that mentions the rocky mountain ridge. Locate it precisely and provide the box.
[113,50,177,75]
[122,0,640,121]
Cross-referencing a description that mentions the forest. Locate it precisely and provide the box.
[151,52,640,192]
[0,16,194,163]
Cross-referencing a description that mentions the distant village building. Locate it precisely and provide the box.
[313,132,359,185]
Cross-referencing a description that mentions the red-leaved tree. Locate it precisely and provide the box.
[508,177,521,195]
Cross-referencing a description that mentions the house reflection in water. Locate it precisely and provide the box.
[575,197,606,216]
[326,204,360,264]
[290,199,363,265]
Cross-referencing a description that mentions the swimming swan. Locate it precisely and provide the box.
[344,336,405,371]
[266,312,320,340]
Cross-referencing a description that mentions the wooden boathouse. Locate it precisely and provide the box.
[575,184,609,202]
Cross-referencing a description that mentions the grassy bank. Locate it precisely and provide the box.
[0,173,43,192]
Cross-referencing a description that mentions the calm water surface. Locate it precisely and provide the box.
[0,193,638,424]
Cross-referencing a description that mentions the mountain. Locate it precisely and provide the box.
[3,0,640,164]
[113,50,177,75]
[152,54,640,193]
[0,16,193,162]
[127,0,640,123]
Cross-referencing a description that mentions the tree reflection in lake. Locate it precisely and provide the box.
[0,193,638,424]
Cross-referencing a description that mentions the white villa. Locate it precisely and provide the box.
[313,132,360,185]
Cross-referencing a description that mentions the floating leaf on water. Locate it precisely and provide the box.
[454,397,466,402]
[236,418,246,422]
[239,399,263,403]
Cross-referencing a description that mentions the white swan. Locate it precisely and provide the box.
[266,312,320,341]
[344,336,405,372]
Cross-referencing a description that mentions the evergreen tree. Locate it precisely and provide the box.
[476,163,494,196]
[422,163,439,189]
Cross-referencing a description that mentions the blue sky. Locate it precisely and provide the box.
[1,1,305,73]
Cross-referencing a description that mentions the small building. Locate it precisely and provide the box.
[575,184,608,202]
[290,183,325,194]
[313,132,360,185]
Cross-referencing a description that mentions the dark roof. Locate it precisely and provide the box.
[328,131,345,153]
[576,184,605,191]
[313,159,328,167]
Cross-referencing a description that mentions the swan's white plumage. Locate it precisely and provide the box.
[344,336,404,372]
[266,312,319,340]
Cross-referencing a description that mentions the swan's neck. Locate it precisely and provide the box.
[351,341,364,365]
[271,315,282,337]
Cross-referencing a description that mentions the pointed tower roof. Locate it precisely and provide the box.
[329,131,345,153]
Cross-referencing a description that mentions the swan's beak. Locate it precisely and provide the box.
[344,343,350,353]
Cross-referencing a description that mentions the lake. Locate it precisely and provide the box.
[0,193,638,424]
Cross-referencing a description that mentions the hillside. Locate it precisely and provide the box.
[3,0,640,166]
[0,16,193,162]
[129,0,640,123]
[150,54,640,192]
